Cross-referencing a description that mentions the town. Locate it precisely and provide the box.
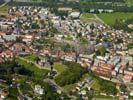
[0,0,133,100]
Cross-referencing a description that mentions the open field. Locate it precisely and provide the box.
[81,13,95,19]
[54,63,67,73]
[0,3,9,14]
[80,13,100,23]
[97,12,133,26]
[81,13,133,26]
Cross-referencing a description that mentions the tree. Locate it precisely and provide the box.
[120,85,127,93]
[96,46,107,56]
[62,43,71,52]
[31,23,40,29]
[55,61,86,86]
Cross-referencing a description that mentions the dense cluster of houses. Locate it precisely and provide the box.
[0,6,133,99]
[0,6,132,82]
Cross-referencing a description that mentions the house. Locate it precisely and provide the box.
[34,85,44,95]
[69,12,80,19]
[2,35,17,42]
[130,91,133,96]
[0,90,9,99]
[1,50,14,58]
[0,24,9,32]
[10,43,31,55]
[123,74,133,82]
[0,38,4,44]
[62,52,76,62]
[0,32,6,36]
[124,56,132,67]
[58,7,72,12]
[114,64,121,74]
[22,35,33,44]
[108,56,121,66]
[0,58,3,64]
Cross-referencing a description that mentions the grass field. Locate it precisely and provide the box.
[54,63,67,73]
[80,13,100,23]
[0,3,9,14]
[81,13,95,19]
[91,79,101,91]
[24,54,39,62]
[97,12,133,26]
[16,58,49,79]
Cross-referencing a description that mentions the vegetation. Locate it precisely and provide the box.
[41,82,69,100]
[24,54,40,62]
[125,0,133,5]
[11,0,133,12]
[127,43,133,49]
[90,73,117,95]
[97,12,133,26]
[20,82,33,94]
[8,87,19,99]
[96,46,107,56]
[54,63,67,73]
[55,61,87,86]
[0,59,33,79]
[16,58,49,80]
[80,13,98,22]
[0,3,9,14]
[0,59,69,99]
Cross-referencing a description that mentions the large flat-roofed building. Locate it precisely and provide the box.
[69,12,80,19]
[58,7,72,12]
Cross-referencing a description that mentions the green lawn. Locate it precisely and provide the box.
[97,12,133,26]
[16,58,49,79]
[81,13,95,19]
[54,63,67,73]
[63,84,77,92]
[24,54,39,62]
[91,79,101,91]
[0,3,9,14]
[80,13,99,23]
